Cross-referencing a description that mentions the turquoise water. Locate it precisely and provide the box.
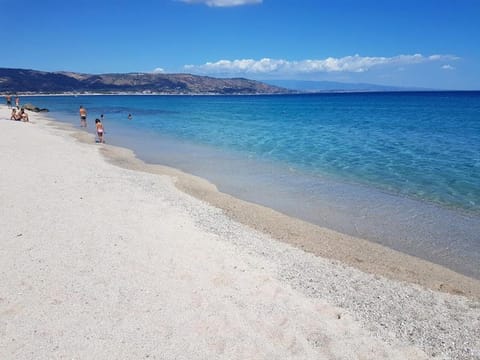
[23,93,480,278]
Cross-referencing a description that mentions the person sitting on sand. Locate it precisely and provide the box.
[20,108,29,122]
[95,118,105,143]
[10,108,18,120]
[10,108,24,121]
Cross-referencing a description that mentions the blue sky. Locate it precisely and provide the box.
[2,0,479,89]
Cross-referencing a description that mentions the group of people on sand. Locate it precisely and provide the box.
[5,95,29,122]
[10,107,29,122]
[5,94,20,109]
[79,105,105,143]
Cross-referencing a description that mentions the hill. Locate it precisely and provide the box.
[0,68,288,95]
[262,79,429,92]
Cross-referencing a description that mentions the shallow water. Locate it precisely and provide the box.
[24,93,480,278]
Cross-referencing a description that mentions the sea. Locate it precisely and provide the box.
[22,92,480,279]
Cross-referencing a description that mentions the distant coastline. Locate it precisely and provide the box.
[3,90,480,97]
[0,67,289,95]
[6,90,480,97]
[3,67,479,95]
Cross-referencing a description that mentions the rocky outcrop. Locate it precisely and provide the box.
[0,68,289,95]
[23,103,49,112]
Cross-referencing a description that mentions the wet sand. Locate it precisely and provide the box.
[97,128,480,300]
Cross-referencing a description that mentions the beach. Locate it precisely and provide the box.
[1,106,479,359]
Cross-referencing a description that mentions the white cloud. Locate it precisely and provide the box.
[179,0,262,7]
[184,54,459,75]
[152,67,165,73]
[442,64,455,70]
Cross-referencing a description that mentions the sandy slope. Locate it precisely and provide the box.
[0,107,479,359]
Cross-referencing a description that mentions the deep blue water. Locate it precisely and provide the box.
[22,93,480,278]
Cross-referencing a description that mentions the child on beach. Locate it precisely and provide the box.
[95,118,105,143]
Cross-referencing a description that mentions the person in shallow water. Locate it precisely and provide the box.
[79,106,87,127]
[95,118,105,143]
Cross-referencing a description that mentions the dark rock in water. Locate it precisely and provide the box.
[23,103,36,110]
[23,103,49,112]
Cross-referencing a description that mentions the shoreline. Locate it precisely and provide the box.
[1,105,480,358]
[17,94,480,281]
[102,143,480,299]
[35,105,480,300]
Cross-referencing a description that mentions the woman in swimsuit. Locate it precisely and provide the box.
[95,118,105,143]
[20,108,29,122]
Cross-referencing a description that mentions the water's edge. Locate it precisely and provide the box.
[22,95,480,280]
[30,108,480,300]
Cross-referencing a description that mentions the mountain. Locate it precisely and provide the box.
[262,79,428,92]
[0,68,288,95]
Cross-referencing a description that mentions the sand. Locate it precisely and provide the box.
[0,105,479,359]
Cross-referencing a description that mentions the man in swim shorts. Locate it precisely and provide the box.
[79,106,87,127]
[5,95,12,108]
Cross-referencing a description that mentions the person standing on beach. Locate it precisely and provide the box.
[95,118,105,143]
[79,106,87,127]
[15,96,20,109]
[5,95,12,108]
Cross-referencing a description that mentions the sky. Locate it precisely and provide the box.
[1,0,479,89]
